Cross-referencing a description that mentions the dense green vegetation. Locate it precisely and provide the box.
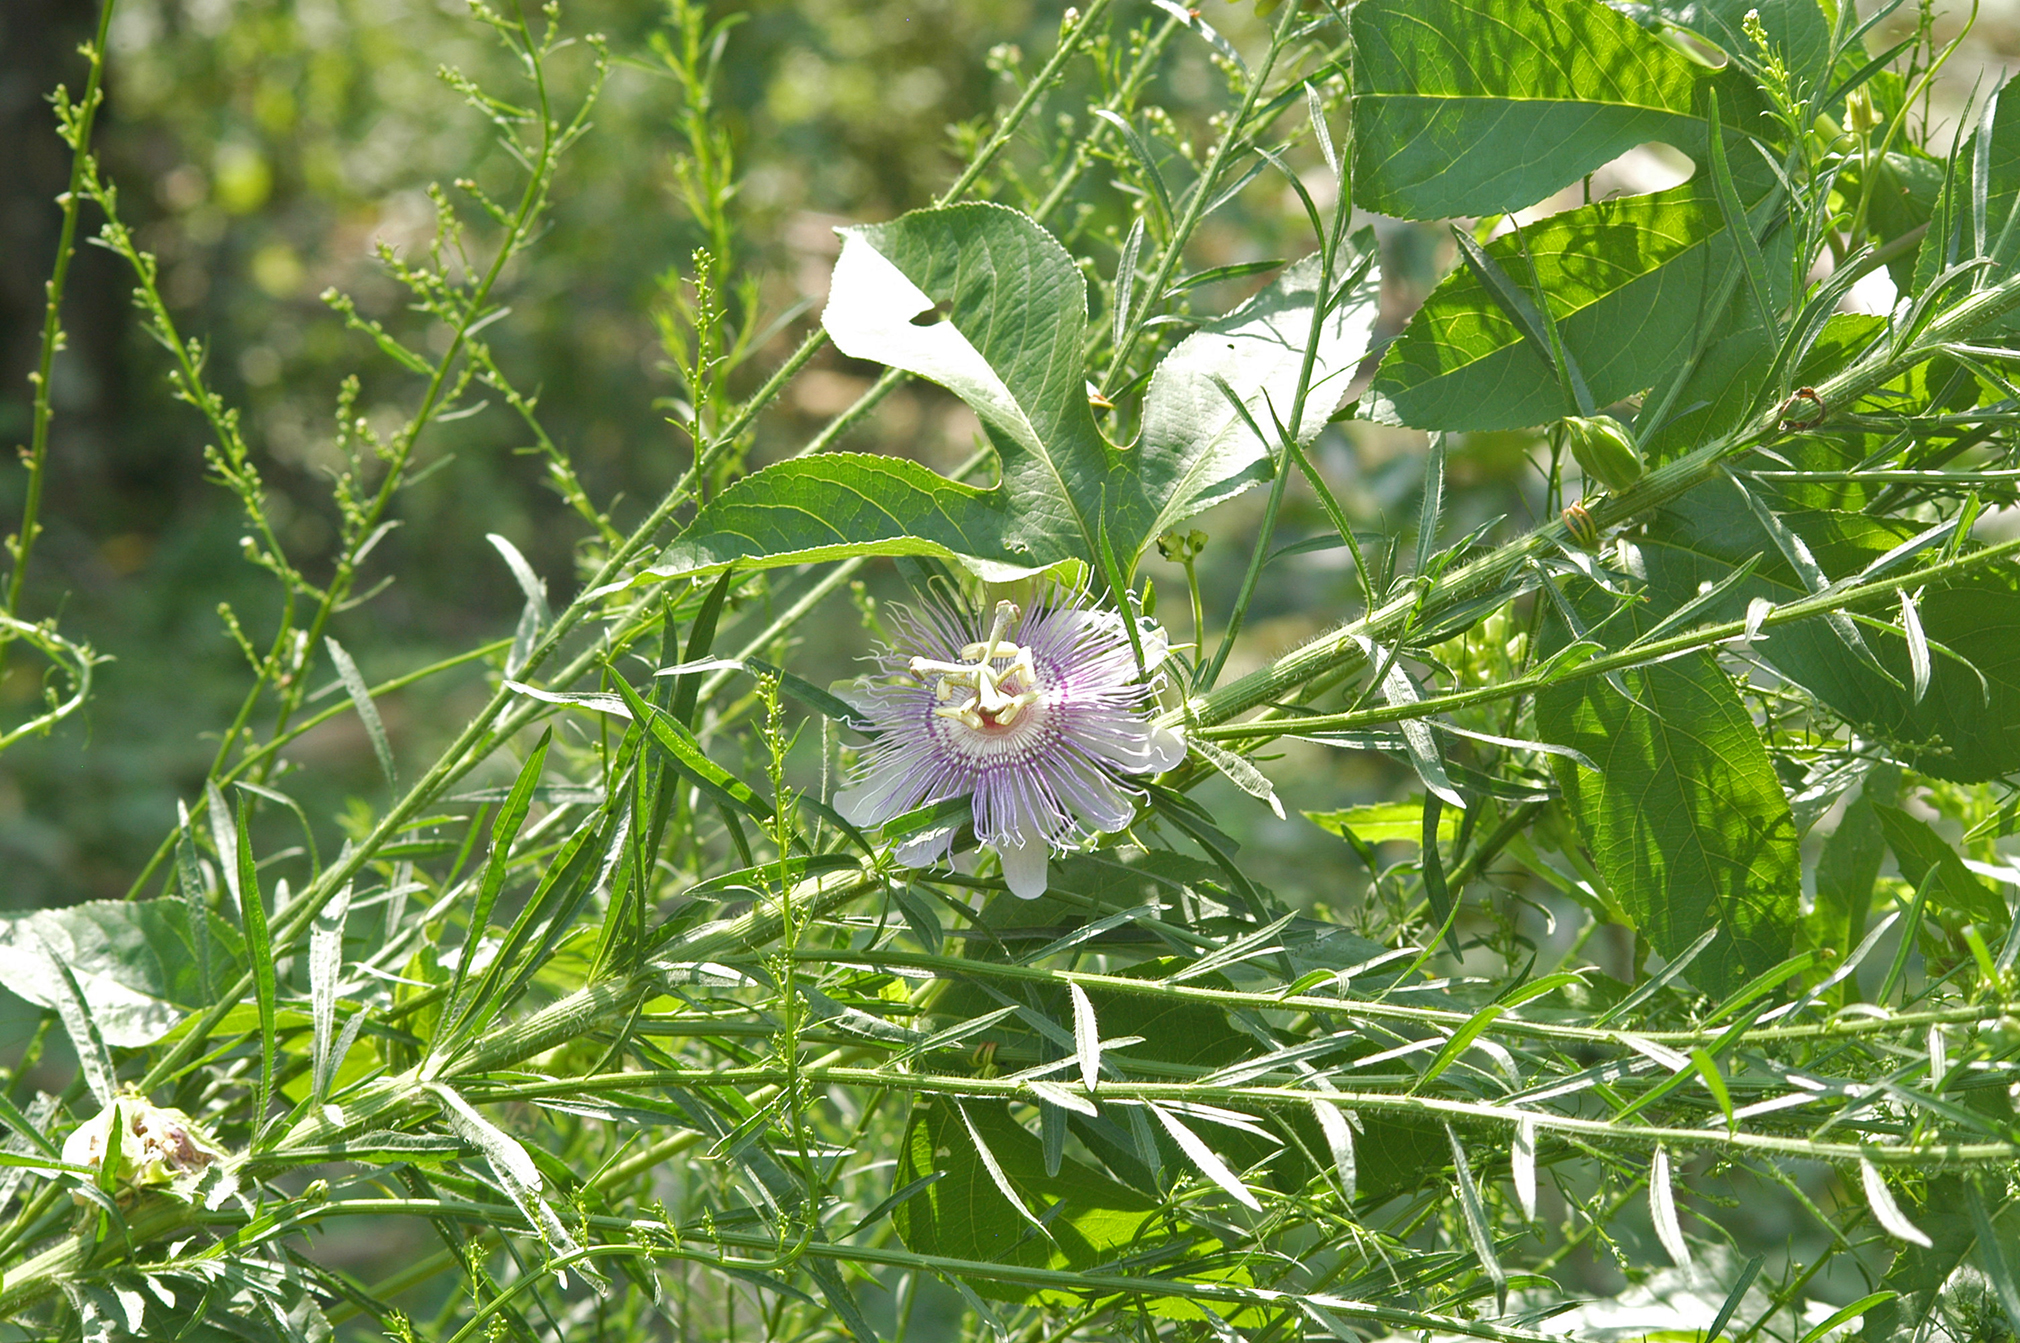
[1,0,2018,1340]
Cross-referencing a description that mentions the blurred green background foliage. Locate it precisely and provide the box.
[1,0,1074,904]
[0,0,2000,912]
[0,0,1471,914]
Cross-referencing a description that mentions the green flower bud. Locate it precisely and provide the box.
[1562,415,1645,492]
[1844,88,1883,136]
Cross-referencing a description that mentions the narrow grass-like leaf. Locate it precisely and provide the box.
[326,637,396,787]
[485,531,549,622]
[1703,1255,1764,1343]
[1353,634,1464,807]
[431,1082,591,1273]
[611,675,775,826]
[1093,110,1173,231]
[1152,0,1245,73]
[1973,88,1999,264]
[1878,868,1940,1005]
[849,1171,945,1238]
[1512,1115,1536,1220]
[0,1091,57,1158]
[1094,502,1147,673]
[1445,1124,1507,1311]
[1705,89,1776,342]
[1114,215,1146,352]
[1967,1178,2020,1326]
[235,779,319,877]
[445,729,551,1033]
[1306,81,1340,182]
[1413,1005,1503,1093]
[175,801,213,1002]
[1450,225,1593,417]
[889,884,944,956]
[1649,1145,1690,1267]
[738,656,867,730]
[205,780,240,914]
[671,568,736,727]
[1164,259,1285,298]
[235,795,276,1132]
[1416,434,1445,576]
[1311,1094,1356,1202]
[1703,950,1822,1025]
[1901,588,1931,704]
[487,533,549,679]
[1795,1294,1898,1343]
[1594,926,1720,1026]
[1040,1101,1067,1176]
[467,797,624,1036]
[1860,1158,1932,1247]
[1422,793,1452,932]
[1189,735,1283,818]
[807,1258,879,1343]
[310,883,351,1106]
[887,1006,1019,1069]
[1150,1101,1261,1211]
[1691,1047,1734,1127]
[1068,982,1101,1094]
[1026,1080,1097,1117]
[47,954,114,1107]
[1726,471,1900,688]
[1624,552,1763,651]
[954,1101,1049,1235]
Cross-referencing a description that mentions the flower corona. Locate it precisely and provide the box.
[834,591,1186,899]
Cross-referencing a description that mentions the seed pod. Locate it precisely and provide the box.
[1562,415,1645,492]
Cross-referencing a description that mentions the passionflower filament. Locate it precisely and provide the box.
[834,591,1187,899]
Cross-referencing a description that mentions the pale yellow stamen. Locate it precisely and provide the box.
[914,600,1041,731]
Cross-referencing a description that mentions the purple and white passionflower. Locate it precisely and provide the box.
[834,591,1187,899]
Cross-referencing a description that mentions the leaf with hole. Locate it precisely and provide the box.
[640,205,1378,585]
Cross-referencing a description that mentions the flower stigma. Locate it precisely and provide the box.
[911,600,1041,731]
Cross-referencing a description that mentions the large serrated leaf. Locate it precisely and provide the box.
[0,899,247,1048]
[646,205,1377,585]
[1535,588,1800,997]
[1641,502,2020,782]
[891,1098,1201,1303]
[1873,804,2006,930]
[1350,0,1708,220]
[1367,183,1791,432]
[1136,251,1379,542]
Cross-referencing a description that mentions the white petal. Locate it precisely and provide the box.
[832,785,882,827]
[1143,723,1187,773]
[894,825,958,868]
[996,835,1050,900]
[832,680,878,717]
[1053,760,1137,832]
[1137,619,1170,673]
[832,747,937,828]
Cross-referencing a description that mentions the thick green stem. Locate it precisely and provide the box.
[1181,267,2020,731]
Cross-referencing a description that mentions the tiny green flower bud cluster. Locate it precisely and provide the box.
[1156,529,1208,564]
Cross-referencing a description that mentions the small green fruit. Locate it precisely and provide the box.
[1562,415,1645,492]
